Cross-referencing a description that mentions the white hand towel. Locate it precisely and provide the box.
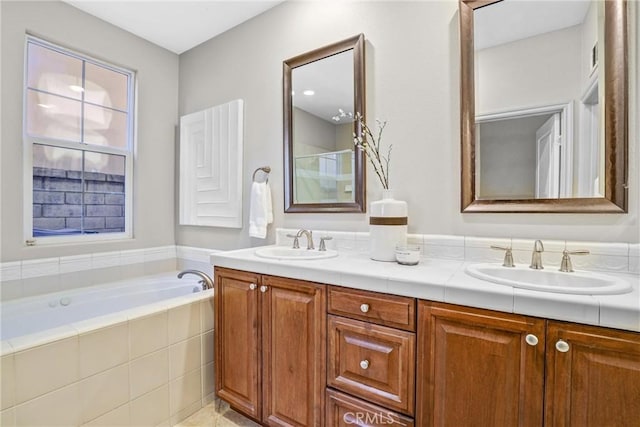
[249,181,273,238]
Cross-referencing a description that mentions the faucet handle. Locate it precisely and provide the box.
[286,234,300,249]
[559,249,590,272]
[490,245,515,268]
[319,236,333,251]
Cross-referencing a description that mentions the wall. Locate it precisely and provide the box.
[177,0,638,249]
[1,1,179,261]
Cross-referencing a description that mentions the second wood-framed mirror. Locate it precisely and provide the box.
[460,0,628,213]
[283,34,366,213]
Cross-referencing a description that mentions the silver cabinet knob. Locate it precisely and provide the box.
[360,303,370,313]
[260,285,268,293]
[525,334,539,346]
[359,360,369,370]
[249,283,257,290]
[555,339,570,353]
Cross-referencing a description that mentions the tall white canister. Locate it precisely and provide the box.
[369,189,408,261]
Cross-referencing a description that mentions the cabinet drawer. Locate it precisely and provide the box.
[327,389,414,427]
[328,286,416,331]
[327,315,415,416]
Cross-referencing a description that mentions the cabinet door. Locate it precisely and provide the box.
[417,301,545,427]
[545,321,640,426]
[261,275,326,426]
[215,267,261,420]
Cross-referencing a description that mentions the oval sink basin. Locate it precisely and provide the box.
[255,247,338,261]
[465,263,631,295]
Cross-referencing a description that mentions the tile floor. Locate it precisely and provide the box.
[175,399,260,426]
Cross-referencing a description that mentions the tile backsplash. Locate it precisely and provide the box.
[1,235,637,301]
[276,228,640,275]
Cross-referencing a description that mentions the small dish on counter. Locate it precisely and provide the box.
[395,245,421,265]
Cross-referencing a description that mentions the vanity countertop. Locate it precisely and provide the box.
[210,246,640,333]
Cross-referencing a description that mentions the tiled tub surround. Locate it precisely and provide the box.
[0,245,217,301]
[0,276,215,427]
[213,229,640,333]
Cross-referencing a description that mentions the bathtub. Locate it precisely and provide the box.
[0,271,216,427]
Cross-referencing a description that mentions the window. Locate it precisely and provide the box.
[24,37,134,243]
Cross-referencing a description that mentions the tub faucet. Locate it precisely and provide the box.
[178,270,213,290]
[296,229,314,250]
[530,240,544,270]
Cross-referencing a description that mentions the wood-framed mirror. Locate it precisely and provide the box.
[283,34,366,213]
[460,0,628,213]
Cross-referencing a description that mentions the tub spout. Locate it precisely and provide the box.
[178,270,213,290]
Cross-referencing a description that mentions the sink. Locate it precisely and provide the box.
[254,246,338,261]
[465,263,631,295]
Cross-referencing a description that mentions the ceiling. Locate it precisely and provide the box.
[474,0,592,50]
[62,0,283,54]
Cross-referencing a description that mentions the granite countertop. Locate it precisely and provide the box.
[211,246,640,333]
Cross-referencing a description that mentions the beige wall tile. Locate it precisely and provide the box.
[201,298,214,332]
[203,362,215,398]
[1,354,15,410]
[168,303,200,344]
[83,403,130,426]
[130,349,169,399]
[0,279,23,301]
[169,336,201,380]
[144,259,177,275]
[15,383,80,426]
[79,364,129,423]
[120,263,146,279]
[131,385,169,427]
[130,311,168,359]
[14,337,79,403]
[0,407,16,427]
[79,322,129,378]
[202,330,214,366]
[170,368,201,416]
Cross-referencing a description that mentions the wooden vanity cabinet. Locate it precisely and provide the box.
[417,301,640,427]
[416,301,546,427]
[545,321,640,426]
[215,267,326,426]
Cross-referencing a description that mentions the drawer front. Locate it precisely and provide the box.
[328,286,416,331]
[327,316,415,416]
[326,389,414,427]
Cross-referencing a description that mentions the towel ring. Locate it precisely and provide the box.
[252,166,271,183]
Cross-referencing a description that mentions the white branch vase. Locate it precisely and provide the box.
[369,189,408,261]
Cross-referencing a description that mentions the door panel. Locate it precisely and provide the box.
[262,276,326,426]
[215,268,261,420]
[417,301,545,427]
[545,321,640,426]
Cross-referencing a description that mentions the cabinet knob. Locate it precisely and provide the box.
[555,339,570,353]
[359,360,370,370]
[360,303,370,313]
[260,285,268,293]
[249,283,257,290]
[525,334,539,346]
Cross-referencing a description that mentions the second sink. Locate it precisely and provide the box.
[465,263,632,295]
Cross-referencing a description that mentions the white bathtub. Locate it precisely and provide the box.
[1,272,205,341]
[0,271,216,427]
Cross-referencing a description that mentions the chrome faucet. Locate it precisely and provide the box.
[177,270,214,290]
[296,229,315,250]
[530,240,544,270]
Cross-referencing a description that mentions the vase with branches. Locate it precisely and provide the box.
[353,113,392,190]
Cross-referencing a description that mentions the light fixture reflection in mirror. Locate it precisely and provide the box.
[460,0,627,213]
[283,34,366,213]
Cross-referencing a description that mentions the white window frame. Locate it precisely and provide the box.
[23,36,135,246]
